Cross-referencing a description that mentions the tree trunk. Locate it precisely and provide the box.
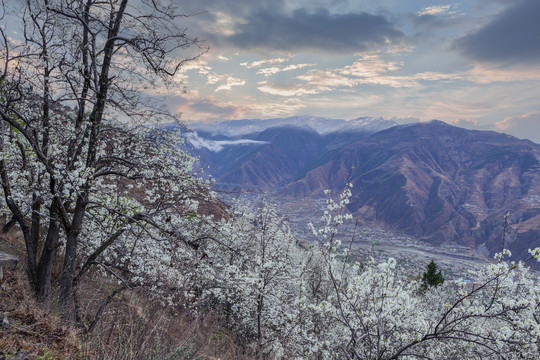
[35,205,59,301]
[257,293,264,348]
[59,232,78,312]
[30,194,41,283]
[0,158,38,287]
[59,195,87,312]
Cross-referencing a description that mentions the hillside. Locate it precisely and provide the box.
[183,119,540,265]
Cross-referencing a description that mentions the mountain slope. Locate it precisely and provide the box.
[186,117,397,191]
[281,121,540,264]
[177,118,540,265]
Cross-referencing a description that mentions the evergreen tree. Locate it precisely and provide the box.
[422,259,445,288]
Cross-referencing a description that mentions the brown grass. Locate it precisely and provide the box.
[1,224,254,360]
[0,264,81,359]
[82,294,253,360]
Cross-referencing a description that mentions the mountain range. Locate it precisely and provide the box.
[171,116,540,267]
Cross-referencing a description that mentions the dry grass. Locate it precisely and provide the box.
[82,294,253,360]
[1,224,80,359]
[0,265,81,359]
[1,225,254,360]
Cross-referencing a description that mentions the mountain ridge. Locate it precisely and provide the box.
[173,118,540,266]
[186,115,398,138]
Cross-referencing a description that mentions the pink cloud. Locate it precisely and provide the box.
[495,112,540,143]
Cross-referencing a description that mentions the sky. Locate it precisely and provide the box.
[2,0,539,142]
[157,0,540,143]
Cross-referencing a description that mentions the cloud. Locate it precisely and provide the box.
[418,5,452,16]
[391,116,420,125]
[258,54,464,97]
[300,94,384,114]
[455,0,540,65]
[241,98,307,118]
[341,54,402,77]
[286,54,412,94]
[467,64,540,84]
[186,131,269,152]
[257,63,315,76]
[258,83,329,97]
[172,96,240,121]
[411,3,466,40]
[240,58,288,68]
[314,55,463,88]
[176,58,211,74]
[257,67,282,76]
[205,73,246,91]
[215,78,246,92]
[171,93,306,122]
[296,70,359,89]
[448,118,479,129]
[495,112,540,143]
[188,99,237,116]
[214,8,407,53]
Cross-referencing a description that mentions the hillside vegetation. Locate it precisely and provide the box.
[1,1,539,359]
[2,187,539,359]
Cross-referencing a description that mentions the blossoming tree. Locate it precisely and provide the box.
[0,2,538,358]
[0,0,206,312]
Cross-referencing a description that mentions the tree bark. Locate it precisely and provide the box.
[0,158,38,287]
[59,194,87,311]
[35,201,59,301]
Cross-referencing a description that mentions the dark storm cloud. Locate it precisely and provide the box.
[455,0,540,65]
[213,8,406,53]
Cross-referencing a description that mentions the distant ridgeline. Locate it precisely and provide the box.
[165,117,540,268]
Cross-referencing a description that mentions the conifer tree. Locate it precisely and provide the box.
[422,259,445,288]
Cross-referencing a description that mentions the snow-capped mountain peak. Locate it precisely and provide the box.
[185,116,397,137]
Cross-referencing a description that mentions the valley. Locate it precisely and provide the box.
[225,192,494,280]
[185,116,540,270]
